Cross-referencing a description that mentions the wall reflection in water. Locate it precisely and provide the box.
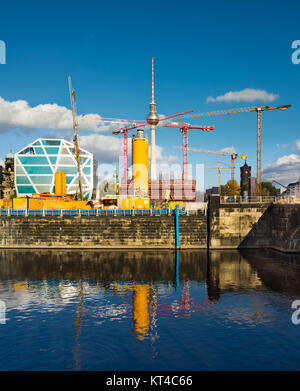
[0,248,300,345]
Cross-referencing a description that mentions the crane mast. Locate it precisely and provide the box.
[173,146,247,182]
[68,76,83,200]
[180,104,291,195]
[205,163,233,195]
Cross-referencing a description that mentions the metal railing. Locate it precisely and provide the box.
[220,196,275,204]
[0,208,192,217]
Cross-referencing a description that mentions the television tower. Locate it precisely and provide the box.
[146,58,160,180]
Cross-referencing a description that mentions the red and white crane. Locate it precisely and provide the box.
[81,58,214,183]
[179,104,291,194]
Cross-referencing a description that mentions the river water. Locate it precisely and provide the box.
[0,249,299,371]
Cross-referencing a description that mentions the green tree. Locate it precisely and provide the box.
[240,182,248,195]
[223,179,240,196]
[261,182,276,196]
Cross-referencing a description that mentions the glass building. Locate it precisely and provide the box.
[14,139,96,199]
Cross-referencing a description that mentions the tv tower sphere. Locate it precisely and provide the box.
[147,102,159,125]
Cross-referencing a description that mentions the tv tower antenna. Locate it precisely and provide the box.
[147,57,159,180]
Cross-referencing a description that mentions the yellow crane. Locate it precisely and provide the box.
[68,76,83,200]
[180,104,291,195]
[173,145,247,182]
[205,162,234,195]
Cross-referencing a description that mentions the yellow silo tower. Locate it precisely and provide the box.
[132,129,149,196]
[55,171,67,196]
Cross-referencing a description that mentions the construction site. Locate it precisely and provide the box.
[0,59,298,215]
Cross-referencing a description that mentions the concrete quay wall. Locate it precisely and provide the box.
[0,215,207,249]
[0,200,298,252]
[208,196,300,253]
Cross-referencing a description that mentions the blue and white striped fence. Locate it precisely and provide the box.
[0,209,190,217]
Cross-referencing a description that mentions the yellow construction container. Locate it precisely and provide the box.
[7,197,92,210]
[119,197,134,210]
[132,129,149,196]
[28,198,44,210]
[41,199,91,210]
[12,198,28,210]
[55,171,67,196]
[117,196,150,210]
[133,197,150,209]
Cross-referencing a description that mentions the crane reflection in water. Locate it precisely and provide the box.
[4,248,300,370]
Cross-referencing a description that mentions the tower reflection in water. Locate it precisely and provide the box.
[132,284,150,340]
[3,248,300,345]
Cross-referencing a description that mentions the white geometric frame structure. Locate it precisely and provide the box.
[14,138,94,199]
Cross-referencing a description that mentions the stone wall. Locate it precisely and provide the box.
[239,204,300,252]
[208,196,269,249]
[0,200,298,251]
[0,214,207,249]
[208,196,300,253]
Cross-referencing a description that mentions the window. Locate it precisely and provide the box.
[45,147,59,155]
[17,185,36,194]
[24,166,53,175]
[19,147,35,155]
[18,156,49,165]
[41,140,61,146]
[16,176,31,185]
[30,176,53,184]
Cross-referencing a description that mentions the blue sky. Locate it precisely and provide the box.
[0,0,299,188]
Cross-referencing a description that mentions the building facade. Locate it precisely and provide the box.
[278,178,300,200]
[0,152,15,199]
[248,177,257,197]
[240,162,251,187]
[14,139,96,199]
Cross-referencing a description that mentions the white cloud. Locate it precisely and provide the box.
[262,153,300,185]
[0,96,115,134]
[221,146,236,154]
[155,145,179,164]
[0,157,4,166]
[79,134,123,164]
[295,139,300,153]
[80,134,179,170]
[207,88,279,103]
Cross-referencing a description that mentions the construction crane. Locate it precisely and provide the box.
[172,146,247,181]
[68,76,83,200]
[81,58,213,185]
[205,162,234,195]
[82,118,212,184]
[161,124,214,179]
[179,104,291,195]
[272,180,287,189]
[81,117,195,185]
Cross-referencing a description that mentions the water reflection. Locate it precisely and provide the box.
[0,249,300,370]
